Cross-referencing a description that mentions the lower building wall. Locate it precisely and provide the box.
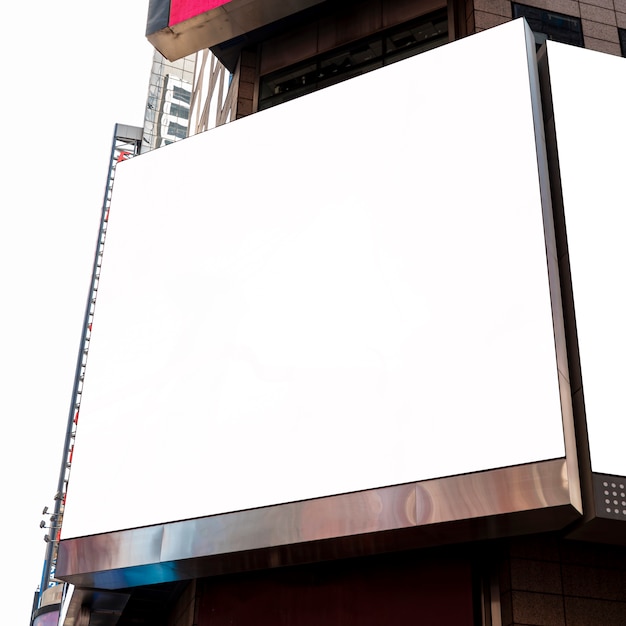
[167,579,196,626]
[163,535,626,626]
[193,550,475,626]
[499,535,626,626]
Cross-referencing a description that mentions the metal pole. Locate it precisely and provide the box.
[36,125,142,609]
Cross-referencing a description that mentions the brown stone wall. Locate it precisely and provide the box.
[467,0,623,55]
[498,535,626,626]
[618,0,626,32]
[473,0,513,30]
[235,49,259,120]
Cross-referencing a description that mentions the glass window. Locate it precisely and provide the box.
[169,102,190,120]
[173,85,192,105]
[619,28,626,57]
[259,9,448,111]
[167,121,188,140]
[513,3,584,47]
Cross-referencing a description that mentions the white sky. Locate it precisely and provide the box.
[0,2,153,623]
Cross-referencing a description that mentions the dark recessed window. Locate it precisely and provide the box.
[619,28,626,57]
[259,9,448,111]
[513,3,584,47]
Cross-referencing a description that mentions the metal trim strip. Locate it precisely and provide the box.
[57,459,579,589]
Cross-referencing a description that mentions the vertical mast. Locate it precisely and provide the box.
[36,124,143,610]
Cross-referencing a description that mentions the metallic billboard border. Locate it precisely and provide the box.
[57,458,578,590]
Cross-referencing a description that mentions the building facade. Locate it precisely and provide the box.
[50,1,626,625]
[142,51,195,151]
[149,0,625,124]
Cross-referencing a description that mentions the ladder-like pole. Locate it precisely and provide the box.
[36,125,142,611]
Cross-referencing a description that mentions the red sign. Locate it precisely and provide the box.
[169,0,233,26]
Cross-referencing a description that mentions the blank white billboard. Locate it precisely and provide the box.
[547,42,626,476]
[62,20,567,539]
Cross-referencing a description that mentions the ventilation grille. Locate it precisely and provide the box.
[594,474,626,519]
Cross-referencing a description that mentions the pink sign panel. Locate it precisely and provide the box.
[169,0,232,25]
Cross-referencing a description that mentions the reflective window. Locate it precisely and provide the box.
[142,51,195,152]
[513,3,584,47]
[173,85,192,104]
[168,121,188,139]
[169,102,190,120]
[259,9,448,110]
[620,28,626,57]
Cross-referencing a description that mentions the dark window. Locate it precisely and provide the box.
[173,85,192,105]
[167,121,188,140]
[259,9,448,111]
[169,102,190,120]
[619,28,626,57]
[513,4,584,47]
